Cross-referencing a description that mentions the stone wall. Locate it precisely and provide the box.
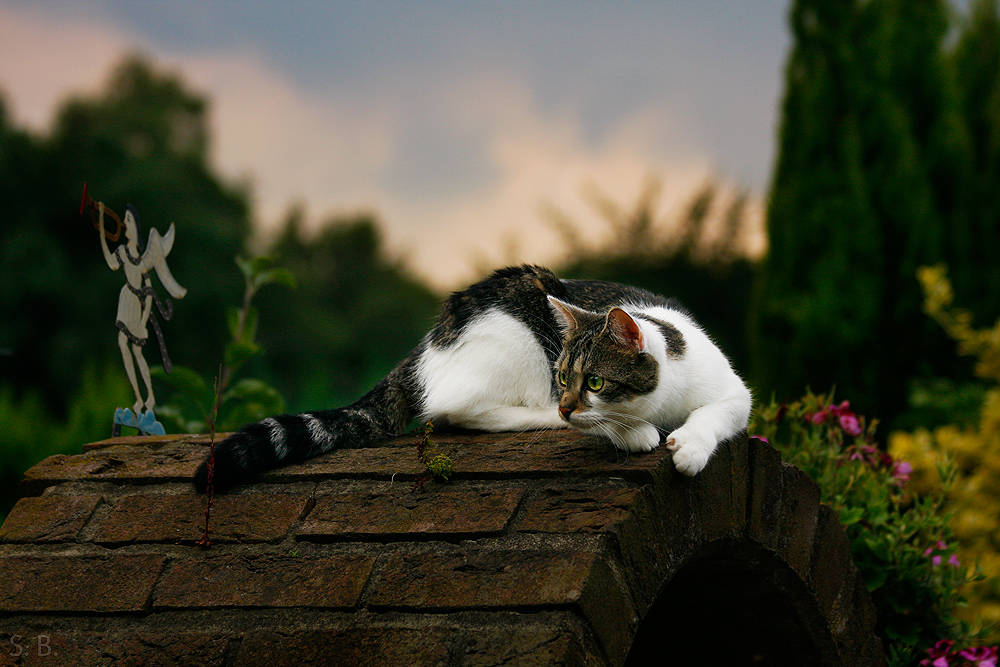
[0,429,884,666]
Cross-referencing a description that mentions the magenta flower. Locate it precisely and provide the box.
[839,413,862,437]
[921,640,955,667]
[924,541,960,568]
[829,400,852,416]
[891,460,913,487]
[808,409,829,424]
[959,646,998,667]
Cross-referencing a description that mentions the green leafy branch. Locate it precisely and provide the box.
[154,256,295,433]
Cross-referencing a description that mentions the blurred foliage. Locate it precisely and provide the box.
[1,54,250,414]
[752,392,990,666]
[0,363,133,520]
[754,0,1000,429]
[153,256,296,434]
[252,208,439,411]
[549,178,757,373]
[0,56,438,520]
[891,265,1000,642]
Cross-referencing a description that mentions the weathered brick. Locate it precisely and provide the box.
[0,631,231,667]
[233,627,451,667]
[746,436,786,549]
[0,495,101,543]
[463,629,591,667]
[810,504,855,621]
[368,550,597,609]
[154,553,374,609]
[20,442,204,494]
[259,430,671,484]
[82,433,219,452]
[777,465,821,580]
[0,555,164,613]
[88,493,309,544]
[516,488,639,533]
[298,488,523,540]
[688,433,749,541]
[368,549,633,664]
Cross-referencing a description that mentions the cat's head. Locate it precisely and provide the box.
[548,297,660,434]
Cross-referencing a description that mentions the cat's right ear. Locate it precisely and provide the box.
[548,296,588,336]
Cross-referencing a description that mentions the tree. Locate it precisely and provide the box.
[752,0,989,425]
[0,55,252,414]
[253,209,440,412]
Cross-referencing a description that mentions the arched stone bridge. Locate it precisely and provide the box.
[0,429,884,665]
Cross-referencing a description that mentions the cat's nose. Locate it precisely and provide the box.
[558,405,572,421]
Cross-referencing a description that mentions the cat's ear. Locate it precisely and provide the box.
[548,296,591,336]
[604,308,644,352]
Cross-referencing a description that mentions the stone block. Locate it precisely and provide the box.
[87,493,310,544]
[0,495,101,543]
[20,442,204,494]
[1,631,231,667]
[298,488,523,540]
[0,555,164,613]
[154,553,374,609]
[368,549,634,664]
[233,627,451,667]
[516,487,639,533]
[368,550,598,609]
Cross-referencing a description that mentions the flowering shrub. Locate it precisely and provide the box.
[920,640,997,667]
[890,265,1000,636]
[751,390,992,667]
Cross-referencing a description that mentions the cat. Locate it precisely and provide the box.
[194,265,751,492]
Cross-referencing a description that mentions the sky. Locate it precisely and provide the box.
[0,1,791,289]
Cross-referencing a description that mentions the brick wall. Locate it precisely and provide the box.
[0,429,884,666]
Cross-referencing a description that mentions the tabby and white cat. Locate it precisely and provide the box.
[194,265,751,491]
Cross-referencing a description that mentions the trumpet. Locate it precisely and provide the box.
[79,182,123,242]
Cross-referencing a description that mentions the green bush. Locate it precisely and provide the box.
[751,390,994,666]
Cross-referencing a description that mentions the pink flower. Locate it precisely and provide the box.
[891,460,913,487]
[839,413,862,436]
[829,400,852,416]
[924,541,960,568]
[959,646,998,667]
[921,640,955,667]
[808,409,829,424]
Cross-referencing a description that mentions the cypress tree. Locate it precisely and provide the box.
[753,0,961,423]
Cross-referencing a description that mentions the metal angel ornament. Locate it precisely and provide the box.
[81,184,186,435]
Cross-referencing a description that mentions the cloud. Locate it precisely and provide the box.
[0,3,765,291]
[0,4,125,129]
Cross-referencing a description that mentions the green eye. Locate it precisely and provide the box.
[556,370,567,387]
[585,375,605,392]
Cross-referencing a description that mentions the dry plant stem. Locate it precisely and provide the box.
[196,366,223,548]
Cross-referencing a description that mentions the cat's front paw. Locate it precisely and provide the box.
[665,429,712,476]
[616,422,660,453]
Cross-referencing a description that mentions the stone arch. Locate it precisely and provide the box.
[0,430,885,666]
[614,437,884,667]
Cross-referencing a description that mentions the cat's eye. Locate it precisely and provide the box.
[556,370,567,386]
[585,375,605,392]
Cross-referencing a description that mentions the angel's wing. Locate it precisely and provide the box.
[143,224,187,299]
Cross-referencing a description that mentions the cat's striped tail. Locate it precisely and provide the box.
[193,354,422,493]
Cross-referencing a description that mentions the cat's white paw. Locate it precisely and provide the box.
[665,429,712,476]
[617,422,660,452]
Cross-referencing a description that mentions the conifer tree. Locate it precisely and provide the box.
[753,0,971,423]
